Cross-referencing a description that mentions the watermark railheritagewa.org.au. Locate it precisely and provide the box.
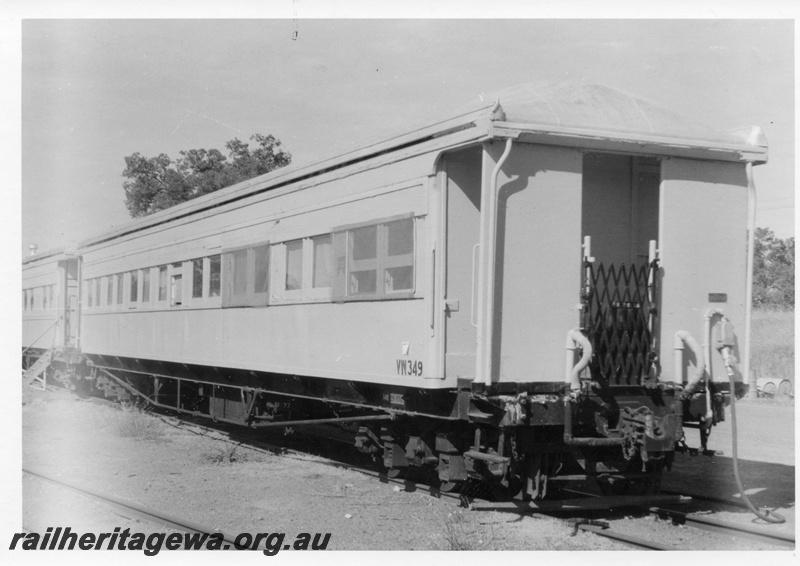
[10,527,331,555]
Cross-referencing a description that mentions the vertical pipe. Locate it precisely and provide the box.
[475,138,513,385]
[75,258,82,349]
[743,162,757,396]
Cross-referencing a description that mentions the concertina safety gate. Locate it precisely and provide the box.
[580,257,660,386]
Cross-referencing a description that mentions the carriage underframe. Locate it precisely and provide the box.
[25,346,704,499]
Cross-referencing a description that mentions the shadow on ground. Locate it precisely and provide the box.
[662,451,795,512]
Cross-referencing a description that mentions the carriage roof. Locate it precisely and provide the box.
[64,82,767,250]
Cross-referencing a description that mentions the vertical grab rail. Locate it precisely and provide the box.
[470,243,479,328]
[429,245,436,334]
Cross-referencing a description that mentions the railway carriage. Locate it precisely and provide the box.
[23,82,766,498]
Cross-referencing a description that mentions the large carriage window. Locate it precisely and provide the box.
[222,243,270,307]
[385,218,414,292]
[106,277,113,306]
[332,215,415,301]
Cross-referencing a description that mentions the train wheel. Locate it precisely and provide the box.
[386,467,408,479]
[439,480,462,493]
[778,380,793,399]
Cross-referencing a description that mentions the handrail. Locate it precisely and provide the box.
[470,243,479,328]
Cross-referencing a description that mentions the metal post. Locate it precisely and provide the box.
[747,369,758,399]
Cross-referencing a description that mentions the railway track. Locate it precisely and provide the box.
[25,385,796,551]
[23,468,240,546]
[575,507,795,551]
[162,412,796,551]
[650,507,794,548]
[560,499,795,550]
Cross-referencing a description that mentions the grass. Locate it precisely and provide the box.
[750,308,794,383]
[110,402,164,441]
[439,511,496,550]
[202,443,249,464]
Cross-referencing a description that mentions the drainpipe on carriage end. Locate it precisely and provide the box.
[474,138,514,387]
[565,329,592,393]
[701,309,726,428]
[744,162,757,398]
[674,330,704,396]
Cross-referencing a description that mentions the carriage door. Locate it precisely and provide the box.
[443,147,482,380]
[58,257,81,348]
[581,154,660,386]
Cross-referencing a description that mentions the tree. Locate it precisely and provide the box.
[753,227,794,309]
[122,134,291,217]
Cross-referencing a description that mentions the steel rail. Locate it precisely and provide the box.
[41,382,795,551]
[23,468,240,546]
[650,507,795,549]
[574,523,671,550]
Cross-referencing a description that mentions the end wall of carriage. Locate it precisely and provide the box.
[659,158,748,384]
[22,253,78,350]
[489,142,584,383]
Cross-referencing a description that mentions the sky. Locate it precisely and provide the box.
[15,15,796,257]
[3,4,799,559]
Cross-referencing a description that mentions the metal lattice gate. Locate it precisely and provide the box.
[581,259,659,386]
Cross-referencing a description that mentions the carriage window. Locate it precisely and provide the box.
[222,243,270,307]
[209,255,221,297]
[87,279,94,308]
[313,235,332,288]
[129,271,138,304]
[285,240,303,291]
[384,218,414,292]
[350,225,378,294]
[116,273,124,305]
[254,246,270,295]
[336,216,415,300]
[171,263,183,306]
[142,269,151,303]
[192,258,204,298]
[158,266,168,301]
[231,250,248,296]
[43,285,49,310]
[106,277,113,306]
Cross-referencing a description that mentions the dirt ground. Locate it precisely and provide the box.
[15,387,797,552]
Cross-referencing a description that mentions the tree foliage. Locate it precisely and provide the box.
[122,134,291,217]
[753,227,794,308]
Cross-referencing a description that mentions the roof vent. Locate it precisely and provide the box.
[29,244,38,257]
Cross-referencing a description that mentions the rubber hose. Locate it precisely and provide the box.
[728,373,786,523]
